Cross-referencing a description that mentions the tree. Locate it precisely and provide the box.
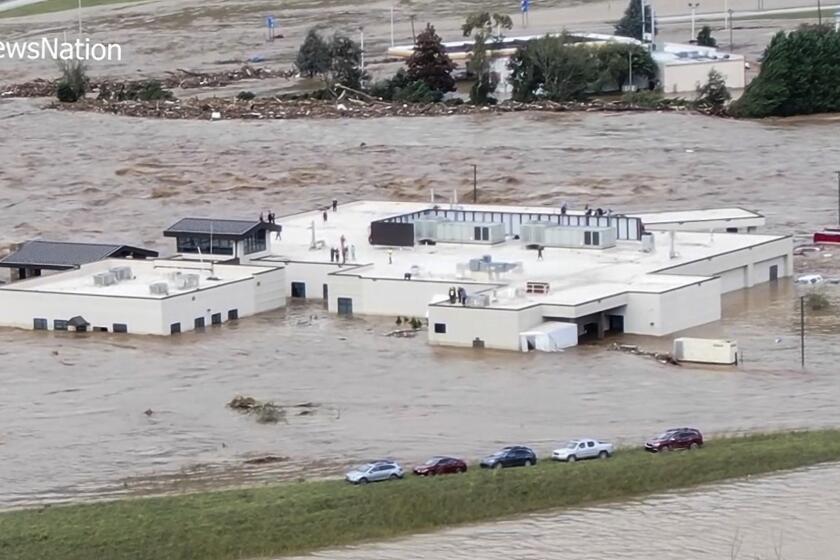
[327,34,366,91]
[696,25,717,47]
[593,42,657,90]
[730,27,840,117]
[296,29,331,78]
[462,11,513,104]
[508,34,599,102]
[615,0,652,41]
[695,69,731,112]
[56,59,87,102]
[406,24,456,94]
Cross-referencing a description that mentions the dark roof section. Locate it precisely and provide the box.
[163,218,281,239]
[0,241,158,270]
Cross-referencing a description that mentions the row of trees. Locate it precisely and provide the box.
[731,25,840,118]
[508,34,657,102]
[296,29,367,91]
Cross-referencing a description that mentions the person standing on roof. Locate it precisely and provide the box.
[323,210,328,223]
[537,246,544,260]
[388,249,393,264]
[332,199,338,212]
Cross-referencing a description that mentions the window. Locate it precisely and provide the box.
[474,226,481,240]
[584,231,592,245]
[93,327,108,333]
[113,323,128,333]
[194,317,206,330]
[592,231,600,246]
[578,443,586,449]
[211,313,222,325]
[170,322,181,334]
[33,318,47,330]
[243,229,267,255]
[482,227,489,241]
[228,309,239,321]
[176,236,234,255]
[587,441,595,448]
[434,323,447,334]
[54,320,68,331]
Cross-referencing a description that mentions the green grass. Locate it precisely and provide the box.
[0,0,144,19]
[2,431,840,560]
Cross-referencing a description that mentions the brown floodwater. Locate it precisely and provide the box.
[1,98,840,511]
[291,463,840,560]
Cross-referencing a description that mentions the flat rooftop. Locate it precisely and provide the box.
[265,201,787,310]
[1,258,276,299]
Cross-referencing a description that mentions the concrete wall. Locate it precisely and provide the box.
[659,58,745,94]
[159,278,256,334]
[328,273,497,317]
[621,279,721,336]
[427,304,532,351]
[253,268,286,313]
[283,261,344,300]
[658,236,792,294]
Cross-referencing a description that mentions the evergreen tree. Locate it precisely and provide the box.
[296,29,331,78]
[508,34,599,102]
[406,24,456,94]
[696,25,717,47]
[327,34,366,90]
[695,69,731,112]
[615,0,651,41]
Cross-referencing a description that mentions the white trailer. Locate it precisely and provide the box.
[673,337,739,365]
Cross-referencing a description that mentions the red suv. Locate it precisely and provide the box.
[644,428,703,453]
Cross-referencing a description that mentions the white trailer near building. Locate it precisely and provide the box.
[673,337,739,365]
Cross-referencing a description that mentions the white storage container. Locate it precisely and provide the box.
[673,337,739,365]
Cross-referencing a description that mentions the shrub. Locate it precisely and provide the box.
[695,69,731,112]
[237,90,256,101]
[55,59,87,102]
[806,293,830,311]
[622,89,665,107]
[56,82,79,103]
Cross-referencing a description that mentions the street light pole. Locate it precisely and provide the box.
[689,2,699,40]
[818,0,823,25]
[473,164,478,202]
[728,9,734,52]
[390,6,395,47]
[360,26,365,73]
[835,170,840,225]
[78,0,83,34]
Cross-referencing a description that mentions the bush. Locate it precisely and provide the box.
[696,25,717,47]
[134,80,173,101]
[622,89,665,107]
[369,69,443,103]
[56,82,79,103]
[508,34,598,102]
[695,69,731,112]
[55,59,87,102]
[237,90,256,101]
[806,293,830,311]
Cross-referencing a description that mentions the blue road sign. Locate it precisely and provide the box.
[521,0,529,13]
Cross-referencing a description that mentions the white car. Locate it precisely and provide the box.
[552,439,614,462]
[345,461,405,485]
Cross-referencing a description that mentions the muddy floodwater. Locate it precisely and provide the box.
[293,464,840,560]
[2,98,840,511]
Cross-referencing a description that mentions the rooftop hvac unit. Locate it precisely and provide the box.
[149,282,169,295]
[465,294,490,307]
[93,272,117,287]
[520,223,548,245]
[109,266,133,281]
[175,273,200,290]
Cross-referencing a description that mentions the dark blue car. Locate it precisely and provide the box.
[479,446,537,469]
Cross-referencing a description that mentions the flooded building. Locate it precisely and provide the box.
[0,258,285,335]
[255,201,792,352]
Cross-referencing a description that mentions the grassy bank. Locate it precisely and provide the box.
[2,431,840,560]
[0,0,142,19]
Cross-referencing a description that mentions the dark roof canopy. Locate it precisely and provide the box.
[164,218,281,240]
[0,241,158,270]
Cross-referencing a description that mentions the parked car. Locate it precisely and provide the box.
[413,456,468,476]
[479,446,537,469]
[345,461,405,484]
[552,438,614,462]
[644,428,704,453]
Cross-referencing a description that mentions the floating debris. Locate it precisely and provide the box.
[243,455,288,465]
[609,343,679,366]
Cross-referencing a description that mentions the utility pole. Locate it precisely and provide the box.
[628,49,633,89]
[728,9,734,52]
[818,0,823,25]
[640,0,646,42]
[78,0,83,34]
[473,164,478,202]
[800,295,806,367]
[689,2,699,40]
[409,14,417,44]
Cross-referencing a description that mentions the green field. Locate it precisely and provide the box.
[0,0,143,19]
[2,431,840,560]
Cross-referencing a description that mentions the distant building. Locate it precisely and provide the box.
[0,240,157,282]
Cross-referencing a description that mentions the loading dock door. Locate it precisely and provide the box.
[337,297,353,316]
[770,265,779,282]
[291,282,306,298]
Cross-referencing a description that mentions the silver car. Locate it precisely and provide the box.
[345,461,405,485]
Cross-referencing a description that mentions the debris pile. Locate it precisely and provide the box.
[609,343,680,365]
[227,396,321,423]
[1,65,293,99]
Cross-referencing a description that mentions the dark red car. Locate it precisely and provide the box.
[644,428,704,453]
[413,456,468,476]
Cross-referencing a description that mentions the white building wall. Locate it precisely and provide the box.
[284,261,344,299]
[659,58,745,94]
[0,290,164,333]
[428,305,531,351]
[160,279,257,334]
[253,268,286,313]
[622,279,720,336]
